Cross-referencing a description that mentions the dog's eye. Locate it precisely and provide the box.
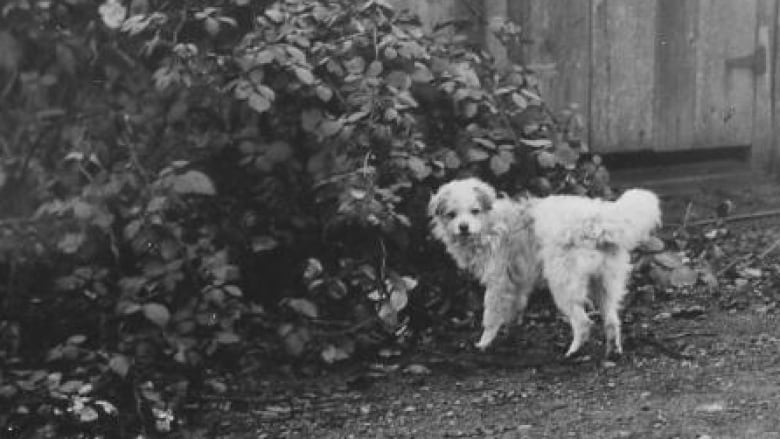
[470,208,480,215]
[446,211,456,219]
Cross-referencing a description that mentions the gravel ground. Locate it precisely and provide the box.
[197,181,780,439]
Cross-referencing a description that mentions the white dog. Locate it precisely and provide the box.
[429,178,660,357]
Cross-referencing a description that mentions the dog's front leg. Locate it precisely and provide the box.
[475,283,516,350]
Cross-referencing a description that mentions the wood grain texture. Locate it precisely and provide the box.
[483,0,509,68]
[653,0,699,151]
[755,0,778,172]
[693,0,758,149]
[590,0,657,153]
[388,0,465,31]
[509,0,591,143]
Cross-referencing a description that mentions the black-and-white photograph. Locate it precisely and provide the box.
[2,0,780,437]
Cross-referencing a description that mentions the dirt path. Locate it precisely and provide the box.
[205,289,780,438]
[200,185,780,439]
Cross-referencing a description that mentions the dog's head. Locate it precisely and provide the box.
[428,178,497,242]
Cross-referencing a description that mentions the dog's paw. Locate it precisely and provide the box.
[475,327,499,351]
[474,339,491,351]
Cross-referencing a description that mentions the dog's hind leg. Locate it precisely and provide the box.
[513,287,532,326]
[600,255,631,356]
[475,284,516,350]
[549,276,593,357]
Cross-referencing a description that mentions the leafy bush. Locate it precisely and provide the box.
[0,0,609,435]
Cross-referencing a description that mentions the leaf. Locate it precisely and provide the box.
[366,60,383,77]
[321,341,354,363]
[301,108,323,132]
[403,364,431,375]
[67,334,87,345]
[669,266,698,287]
[319,118,343,137]
[521,138,553,148]
[466,147,489,162]
[345,56,366,74]
[303,258,324,282]
[117,301,142,315]
[653,252,684,269]
[248,92,271,113]
[265,8,284,23]
[463,102,478,118]
[0,384,17,399]
[143,303,171,328]
[252,235,279,253]
[56,43,77,75]
[170,170,216,196]
[315,84,333,102]
[76,406,99,423]
[472,137,497,150]
[537,151,557,168]
[411,63,433,83]
[223,285,243,297]
[346,111,369,123]
[384,46,398,59]
[378,302,398,326]
[490,154,511,176]
[286,298,318,318]
[639,236,665,252]
[407,156,431,180]
[390,289,408,312]
[443,149,461,169]
[215,331,240,344]
[386,70,411,90]
[204,16,220,36]
[99,0,127,29]
[58,232,85,254]
[265,140,292,162]
[109,354,131,378]
[521,88,543,102]
[508,93,528,110]
[556,141,580,165]
[293,66,315,85]
[59,380,84,394]
[0,31,22,72]
[278,324,310,357]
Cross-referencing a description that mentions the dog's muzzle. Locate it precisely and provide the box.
[458,223,471,236]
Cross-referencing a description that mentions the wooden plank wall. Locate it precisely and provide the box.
[512,0,776,165]
[654,0,698,152]
[388,0,466,31]
[590,0,657,152]
[390,0,780,172]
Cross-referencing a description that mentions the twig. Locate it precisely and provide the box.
[312,317,381,337]
[663,332,718,341]
[717,234,780,276]
[758,236,780,259]
[634,336,694,360]
[458,0,484,20]
[681,201,693,229]
[664,208,780,229]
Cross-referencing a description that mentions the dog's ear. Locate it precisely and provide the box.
[428,189,448,217]
[473,183,496,211]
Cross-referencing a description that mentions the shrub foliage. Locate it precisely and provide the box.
[0,0,609,435]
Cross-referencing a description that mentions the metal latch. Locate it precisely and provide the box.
[725,44,767,75]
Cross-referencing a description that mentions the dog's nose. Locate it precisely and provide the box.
[458,223,470,234]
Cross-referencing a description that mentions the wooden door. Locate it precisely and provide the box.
[513,0,773,164]
[592,0,765,153]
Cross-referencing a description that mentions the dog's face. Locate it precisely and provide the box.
[429,178,496,241]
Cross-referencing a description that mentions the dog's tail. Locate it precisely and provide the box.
[604,188,662,248]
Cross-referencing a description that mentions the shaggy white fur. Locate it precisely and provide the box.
[429,178,661,357]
